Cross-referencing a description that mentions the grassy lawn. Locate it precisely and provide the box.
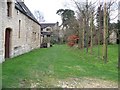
[2,44,118,88]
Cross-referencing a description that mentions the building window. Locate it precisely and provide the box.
[17,10,19,15]
[46,28,50,31]
[41,28,43,31]
[18,20,21,38]
[32,32,37,41]
[7,1,12,17]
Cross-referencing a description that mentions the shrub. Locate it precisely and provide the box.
[67,35,79,47]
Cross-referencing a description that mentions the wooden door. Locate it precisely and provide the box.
[5,28,11,58]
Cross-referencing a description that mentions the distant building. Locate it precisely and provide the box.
[109,31,117,44]
[40,22,59,47]
[0,0,41,62]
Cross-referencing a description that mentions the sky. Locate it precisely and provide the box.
[24,0,68,23]
[24,0,119,24]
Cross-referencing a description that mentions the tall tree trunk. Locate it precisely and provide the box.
[118,30,120,68]
[76,21,82,49]
[118,2,120,86]
[97,30,100,57]
[86,0,89,53]
[118,9,120,68]
[106,8,109,62]
[103,3,108,63]
[90,12,93,54]
[78,30,82,49]
[98,5,101,57]
[82,18,85,49]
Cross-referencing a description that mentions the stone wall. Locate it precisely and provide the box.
[0,1,3,63]
[0,0,41,62]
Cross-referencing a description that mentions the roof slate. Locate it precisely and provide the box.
[15,0,40,25]
[40,23,56,29]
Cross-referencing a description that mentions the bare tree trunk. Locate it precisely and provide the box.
[90,12,93,54]
[118,3,120,86]
[78,30,82,49]
[118,2,120,67]
[103,3,108,63]
[118,30,120,68]
[82,18,85,49]
[106,8,109,62]
[86,0,89,53]
[97,30,100,57]
[98,7,101,57]
[118,34,120,67]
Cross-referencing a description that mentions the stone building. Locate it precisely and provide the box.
[0,0,41,63]
[40,22,59,47]
[109,31,117,44]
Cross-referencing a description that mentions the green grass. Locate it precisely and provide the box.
[2,44,118,88]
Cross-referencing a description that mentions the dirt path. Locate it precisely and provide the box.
[28,77,118,88]
[55,77,118,88]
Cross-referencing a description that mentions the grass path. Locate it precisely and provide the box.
[2,45,118,88]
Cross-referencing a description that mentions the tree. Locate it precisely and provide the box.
[103,2,108,63]
[72,0,96,52]
[96,3,111,43]
[34,10,45,22]
[90,11,94,54]
[56,9,77,42]
[67,35,79,47]
[96,4,103,57]
[118,20,120,68]
[102,0,118,62]
[96,5,104,30]
[56,9,75,28]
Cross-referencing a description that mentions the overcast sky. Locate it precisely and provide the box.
[24,0,68,23]
[24,0,118,24]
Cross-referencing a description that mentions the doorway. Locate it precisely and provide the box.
[5,28,12,59]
